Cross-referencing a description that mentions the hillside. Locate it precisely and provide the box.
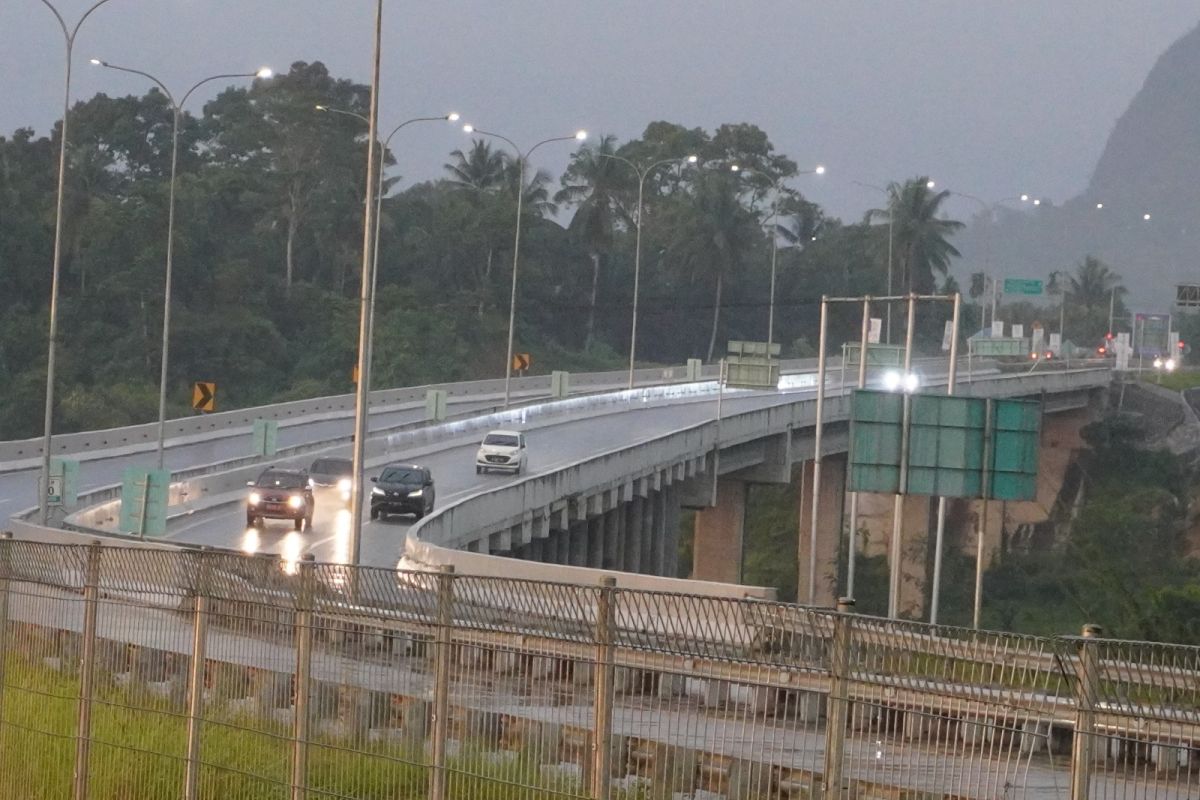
[955,20,1200,310]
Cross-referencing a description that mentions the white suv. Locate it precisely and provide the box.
[475,430,526,475]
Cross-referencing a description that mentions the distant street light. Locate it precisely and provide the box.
[461,125,587,407]
[92,59,272,469]
[36,0,119,524]
[1143,213,1152,221]
[315,105,460,410]
[594,152,698,388]
[727,163,826,360]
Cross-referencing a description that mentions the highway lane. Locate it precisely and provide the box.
[0,396,521,519]
[164,385,836,567]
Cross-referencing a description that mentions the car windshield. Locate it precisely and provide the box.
[379,467,422,483]
[310,458,352,476]
[483,433,519,447]
[255,471,305,490]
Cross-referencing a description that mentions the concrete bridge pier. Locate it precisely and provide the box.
[689,478,747,584]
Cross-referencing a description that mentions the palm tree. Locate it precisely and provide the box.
[664,171,759,361]
[1067,255,1125,311]
[870,177,963,294]
[443,140,505,191]
[555,135,628,349]
[501,157,556,218]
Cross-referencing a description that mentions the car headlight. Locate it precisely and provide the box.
[248,492,261,505]
[288,495,303,509]
[372,486,385,496]
[337,478,352,492]
[407,488,424,498]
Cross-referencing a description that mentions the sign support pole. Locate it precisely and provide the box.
[887,294,916,619]
[929,293,961,625]
[973,398,995,629]
[807,297,829,606]
[845,298,870,600]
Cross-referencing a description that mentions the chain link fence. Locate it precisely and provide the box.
[1,537,1198,799]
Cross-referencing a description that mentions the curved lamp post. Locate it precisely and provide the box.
[92,60,272,469]
[594,152,698,388]
[462,125,587,407]
[36,0,119,523]
[315,105,459,407]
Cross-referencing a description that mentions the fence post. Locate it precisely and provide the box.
[591,576,617,800]
[72,541,103,800]
[0,533,11,739]
[1069,623,1103,800]
[183,548,211,800]
[822,598,854,799]
[430,565,456,800]
[290,554,316,800]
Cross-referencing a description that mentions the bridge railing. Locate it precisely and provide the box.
[1,538,1197,800]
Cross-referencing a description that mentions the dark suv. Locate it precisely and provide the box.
[246,468,315,530]
[370,463,435,520]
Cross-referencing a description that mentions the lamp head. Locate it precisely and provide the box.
[574,130,588,141]
[256,67,273,79]
[1020,194,1029,202]
[814,165,826,175]
[925,180,936,189]
[314,104,327,111]
[730,164,740,172]
[446,112,460,122]
[686,154,698,164]
[462,123,475,133]
[89,58,103,66]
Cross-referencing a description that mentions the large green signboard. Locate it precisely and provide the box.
[844,343,905,367]
[1003,278,1043,295]
[847,390,1041,501]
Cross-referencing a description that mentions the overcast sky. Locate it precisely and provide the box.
[2,1,1196,221]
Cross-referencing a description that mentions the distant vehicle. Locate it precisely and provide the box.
[370,463,435,520]
[246,467,314,530]
[475,429,526,475]
[308,456,354,502]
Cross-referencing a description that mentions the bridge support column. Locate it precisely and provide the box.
[587,516,605,567]
[657,485,680,577]
[797,454,846,607]
[602,507,621,570]
[568,521,589,566]
[641,490,658,573]
[623,496,644,573]
[691,479,746,584]
[855,492,931,619]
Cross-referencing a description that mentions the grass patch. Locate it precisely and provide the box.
[1142,369,1200,391]
[0,656,597,800]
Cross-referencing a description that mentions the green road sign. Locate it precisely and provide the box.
[844,343,904,367]
[119,467,170,537]
[970,337,1029,357]
[848,390,904,493]
[252,418,279,457]
[848,390,1041,501]
[47,458,79,507]
[1003,278,1043,295]
[907,395,986,497]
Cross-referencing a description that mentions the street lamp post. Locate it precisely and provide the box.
[36,0,119,524]
[316,105,459,406]
[854,181,895,344]
[462,126,587,407]
[761,167,825,357]
[594,152,697,389]
[92,60,272,470]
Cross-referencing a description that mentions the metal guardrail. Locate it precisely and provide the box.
[0,539,1196,800]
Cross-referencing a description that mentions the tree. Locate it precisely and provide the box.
[871,177,963,294]
[444,140,506,191]
[1067,255,1126,312]
[556,135,629,349]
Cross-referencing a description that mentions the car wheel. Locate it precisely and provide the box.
[370,507,380,520]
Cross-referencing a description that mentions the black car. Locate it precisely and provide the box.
[246,468,314,530]
[370,463,435,520]
[308,456,354,502]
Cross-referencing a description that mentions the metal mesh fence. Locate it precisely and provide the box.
[1,539,1199,799]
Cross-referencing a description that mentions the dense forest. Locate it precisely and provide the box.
[0,61,979,439]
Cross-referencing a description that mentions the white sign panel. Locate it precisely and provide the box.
[868,317,882,344]
[1031,327,1045,350]
[1012,324,1024,340]
[942,321,953,351]
[1049,332,1062,353]
[991,320,1005,337]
